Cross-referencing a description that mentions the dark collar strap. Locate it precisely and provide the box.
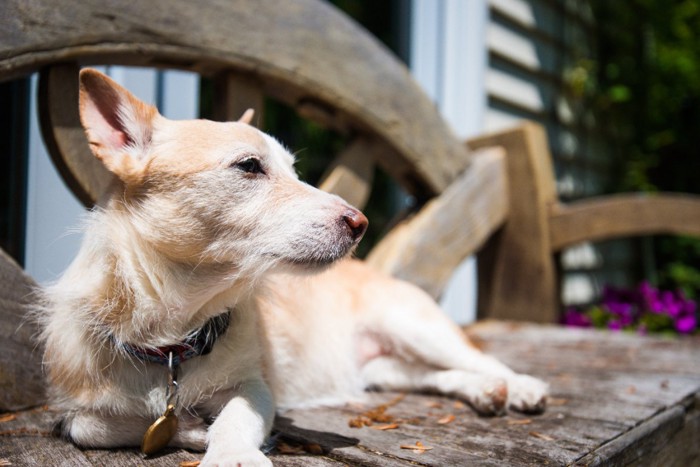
[120,311,231,366]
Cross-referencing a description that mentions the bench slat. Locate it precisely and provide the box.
[0,249,45,411]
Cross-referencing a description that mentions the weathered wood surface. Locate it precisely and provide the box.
[318,137,376,210]
[38,64,116,206]
[0,249,45,412]
[467,124,559,323]
[367,147,508,299]
[1,0,471,201]
[549,193,700,252]
[3,322,699,466]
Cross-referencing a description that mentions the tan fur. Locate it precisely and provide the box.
[40,69,547,467]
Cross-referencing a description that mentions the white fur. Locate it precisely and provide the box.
[40,69,367,467]
[40,69,547,466]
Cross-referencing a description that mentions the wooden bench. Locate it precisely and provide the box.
[2,0,700,465]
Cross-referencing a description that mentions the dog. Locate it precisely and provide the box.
[38,69,547,466]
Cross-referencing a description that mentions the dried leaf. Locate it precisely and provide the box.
[452,400,466,409]
[437,414,455,425]
[425,401,443,409]
[276,441,306,455]
[179,461,201,467]
[304,443,324,454]
[348,416,372,428]
[400,441,433,454]
[364,406,393,423]
[507,418,532,426]
[348,394,406,428]
[626,386,637,395]
[395,417,422,425]
[0,414,16,423]
[0,459,12,466]
[548,398,568,406]
[529,431,555,441]
[372,423,399,431]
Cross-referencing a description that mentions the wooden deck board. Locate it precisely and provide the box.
[2,322,699,466]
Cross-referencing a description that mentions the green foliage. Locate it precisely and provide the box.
[572,0,700,296]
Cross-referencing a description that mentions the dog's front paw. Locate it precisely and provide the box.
[507,374,548,414]
[171,415,208,451]
[469,376,508,416]
[200,448,272,467]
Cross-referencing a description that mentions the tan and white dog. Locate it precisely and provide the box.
[39,69,547,466]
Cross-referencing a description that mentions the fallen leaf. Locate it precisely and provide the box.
[387,393,406,406]
[304,443,324,454]
[529,431,555,441]
[372,423,399,431]
[507,418,532,426]
[0,414,16,423]
[437,414,455,425]
[0,459,12,466]
[348,394,406,428]
[400,441,433,454]
[626,386,637,395]
[276,441,306,455]
[363,406,393,423]
[452,400,466,409]
[348,416,372,428]
[179,461,200,467]
[548,398,568,406]
[425,401,443,409]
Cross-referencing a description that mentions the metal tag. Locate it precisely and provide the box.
[141,351,180,456]
[141,404,178,455]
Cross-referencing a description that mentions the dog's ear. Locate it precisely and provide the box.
[78,69,158,184]
[238,108,255,125]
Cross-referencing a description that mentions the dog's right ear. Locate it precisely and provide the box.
[238,108,255,125]
[79,69,158,185]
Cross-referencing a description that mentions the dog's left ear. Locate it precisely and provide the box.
[78,69,158,185]
[238,108,255,125]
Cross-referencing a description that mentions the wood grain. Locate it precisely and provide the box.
[467,123,559,323]
[38,64,116,206]
[2,323,699,465]
[549,193,700,251]
[2,0,471,200]
[0,249,45,411]
[318,137,376,210]
[211,71,266,126]
[366,147,508,299]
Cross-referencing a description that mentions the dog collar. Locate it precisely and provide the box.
[120,311,231,366]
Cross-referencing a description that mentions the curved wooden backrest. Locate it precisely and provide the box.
[0,0,471,206]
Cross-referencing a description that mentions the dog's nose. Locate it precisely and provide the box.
[343,209,368,242]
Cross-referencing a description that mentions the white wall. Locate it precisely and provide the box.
[410,0,489,324]
[24,68,198,284]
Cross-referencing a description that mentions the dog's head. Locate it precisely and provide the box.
[78,69,367,277]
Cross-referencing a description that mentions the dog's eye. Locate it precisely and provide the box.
[234,158,265,175]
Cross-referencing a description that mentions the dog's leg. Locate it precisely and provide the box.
[362,356,508,415]
[62,410,209,451]
[60,411,151,448]
[200,379,275,467]
[372,295,548,413]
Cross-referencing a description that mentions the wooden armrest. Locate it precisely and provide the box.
[366,147,508,298]
[549,193,700,251]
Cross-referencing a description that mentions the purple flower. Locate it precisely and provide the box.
[563,282,697,335]
[562,309,592,327]
[675,315,697,334]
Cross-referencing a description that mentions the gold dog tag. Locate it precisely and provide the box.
[142,352,180,455]
[141,404,178,455]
